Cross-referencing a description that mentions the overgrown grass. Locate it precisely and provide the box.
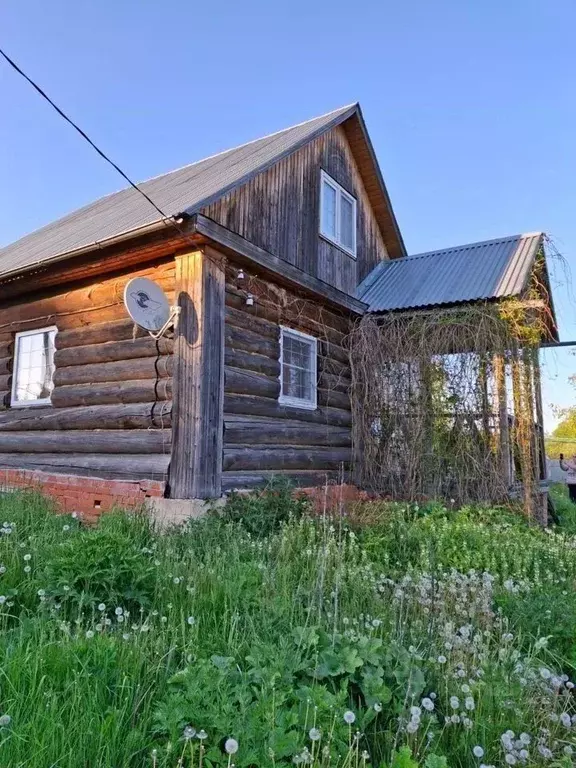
[1,488,576,767]
[549,482,576,533]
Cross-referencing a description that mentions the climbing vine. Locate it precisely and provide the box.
[349,278,550,520]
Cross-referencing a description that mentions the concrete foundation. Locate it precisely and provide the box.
[147,496,225,528]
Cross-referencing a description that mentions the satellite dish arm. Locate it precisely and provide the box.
[147,305,181,340]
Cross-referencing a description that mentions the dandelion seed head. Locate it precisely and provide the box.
[225,738,239,754]
[0,715,11,727]
[473,746,484,758]
[308,728,321,742]
[183,726,196,740]
[187,616,196,626]
[343,710,356,725]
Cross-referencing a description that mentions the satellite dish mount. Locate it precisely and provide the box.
[123,278,180,339]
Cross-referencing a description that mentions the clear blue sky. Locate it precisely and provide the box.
[1,0,575,430]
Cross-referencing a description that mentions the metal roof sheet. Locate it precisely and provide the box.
[0,104,361,279]
[357,233,544,312]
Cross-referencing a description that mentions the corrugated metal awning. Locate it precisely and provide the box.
[357,233,545,312]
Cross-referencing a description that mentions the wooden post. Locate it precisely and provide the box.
[532,348,547,481]
[169,249,225,499]
[493,353,511,488]
[479,355,490,438]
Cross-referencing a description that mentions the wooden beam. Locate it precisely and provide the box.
[53,356,173,386]
[0,402,171,431]
[493,353,511,487]
[0,430,171,454]
[0,453,170,480]
[169,249,225,499]
[51,379,172,408]
[192,215,367,315]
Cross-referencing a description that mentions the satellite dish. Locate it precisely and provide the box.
[124,277,171,333]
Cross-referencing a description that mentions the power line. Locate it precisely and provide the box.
[0,46,173,224]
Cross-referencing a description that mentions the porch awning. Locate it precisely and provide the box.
[357,232,546,313]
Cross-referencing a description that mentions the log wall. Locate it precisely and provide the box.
[221,259,353,491]
[0,259,175,488]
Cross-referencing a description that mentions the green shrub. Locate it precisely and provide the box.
[42,511,157,614]
[217,478,310,537]
[550,482,576,533]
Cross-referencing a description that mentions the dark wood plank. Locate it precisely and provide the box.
[169,250,225,499]
[52,379,172,408]
[224,366,279,399]
[224,394,352,427]
[0,430,171,453]
[224,418,351,446]
[0,402,171,431]
[223,446,351,472]
[0,453,170,480]
[54,337,173,367]
[53,356,173,386]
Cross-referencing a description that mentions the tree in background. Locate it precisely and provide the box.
[546,405,576,459]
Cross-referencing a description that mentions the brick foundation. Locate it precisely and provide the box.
[0,468,165,523]
[296,483,375,515]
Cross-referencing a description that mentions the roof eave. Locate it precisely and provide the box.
[0,217,176,286]
[346,105,407,259]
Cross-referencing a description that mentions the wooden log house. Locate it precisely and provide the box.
[0,103,559,519]
[0,104,405,514]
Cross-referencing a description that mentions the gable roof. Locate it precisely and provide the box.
[357,232,546,312]
[0,104,406,281]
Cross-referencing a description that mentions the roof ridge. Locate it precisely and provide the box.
[133,103,358,190]
[407,233,541,261]
[0,103,359,253]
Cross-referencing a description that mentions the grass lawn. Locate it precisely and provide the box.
[1,485,576,767]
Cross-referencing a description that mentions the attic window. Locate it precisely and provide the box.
[320,170,357,257]
[11,327,57,408]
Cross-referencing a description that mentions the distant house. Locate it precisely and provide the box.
[0,103,558,517]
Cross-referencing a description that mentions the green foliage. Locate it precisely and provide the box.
[42,510,157,615]
[546,407,576,459]
[216,478,310,537]
[549,482,576,533]
[1,490,576,767]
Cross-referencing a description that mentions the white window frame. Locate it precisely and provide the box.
[278,326,318,410]
[11,326,57,408]
[319,170,357,258]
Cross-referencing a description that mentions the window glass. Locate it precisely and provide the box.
[279,328,317,408]
[340,195,354,251]
[319,171,356,256]
[321,180,337,239]
[12,328,56,405]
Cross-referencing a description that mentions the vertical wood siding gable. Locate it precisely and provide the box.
[202,126,388,296]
